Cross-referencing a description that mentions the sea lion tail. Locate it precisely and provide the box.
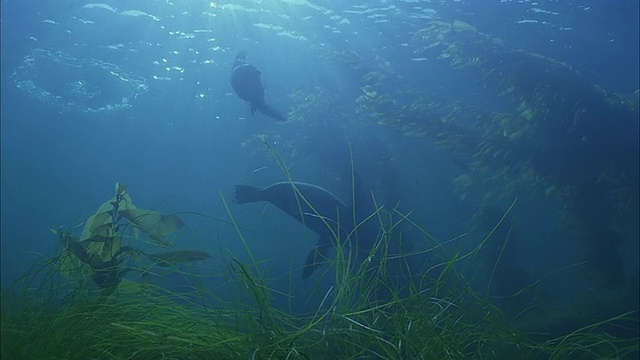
[302,243,331,279]
[233,184,263,204]
[255,103,287,122]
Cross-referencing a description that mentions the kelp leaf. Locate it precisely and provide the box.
[80,234,122,261]
[88,223,115,238]
[114,279,146,295]
[155,214,184,234]
[452,20,477,32]
[79,193,137,241]
[148,233,173,248]
[146,250,211,267]
[80,212,111,241]
[114,182,127,197]
[117,193,136,212]
[58,250,85,279]
[120,209,184,242]
[361,85,378,98]
[122,247,144,263]
[83,239,104,259]
[101,235,122,261]
[91,193,135,218]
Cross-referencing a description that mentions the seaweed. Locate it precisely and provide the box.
[2,148,637,359]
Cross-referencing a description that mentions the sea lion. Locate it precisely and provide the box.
[230,50,287,121]
[234,181,352,278]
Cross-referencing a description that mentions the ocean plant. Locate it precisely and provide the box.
[1,149,637,359]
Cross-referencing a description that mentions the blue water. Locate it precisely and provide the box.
[1,0,638,321]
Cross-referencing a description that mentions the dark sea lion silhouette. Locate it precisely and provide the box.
[234,181,352,279]
[230,50,287,121]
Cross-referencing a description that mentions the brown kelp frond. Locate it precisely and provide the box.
[146,250,211,267]
[3,170,637,359]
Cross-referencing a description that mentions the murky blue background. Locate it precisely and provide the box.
[1,0,638,317]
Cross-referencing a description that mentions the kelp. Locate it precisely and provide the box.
[54,182,187,292]
[146,250,211,267]
[332,19,639,288]
[2,19,638,358]
[80,182,184,249]
[2,148,638,359]
[3,180,637,359]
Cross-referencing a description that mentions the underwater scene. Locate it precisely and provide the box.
[1,0,638,359]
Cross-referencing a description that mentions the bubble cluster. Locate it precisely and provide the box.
[11,48,148,114]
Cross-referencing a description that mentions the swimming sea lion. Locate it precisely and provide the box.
[230,50,287,121]
[234,181,352,278]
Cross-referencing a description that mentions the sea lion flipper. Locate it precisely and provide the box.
[255,103,287,121]
[234,184,263,204]
[302,242,331,279]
